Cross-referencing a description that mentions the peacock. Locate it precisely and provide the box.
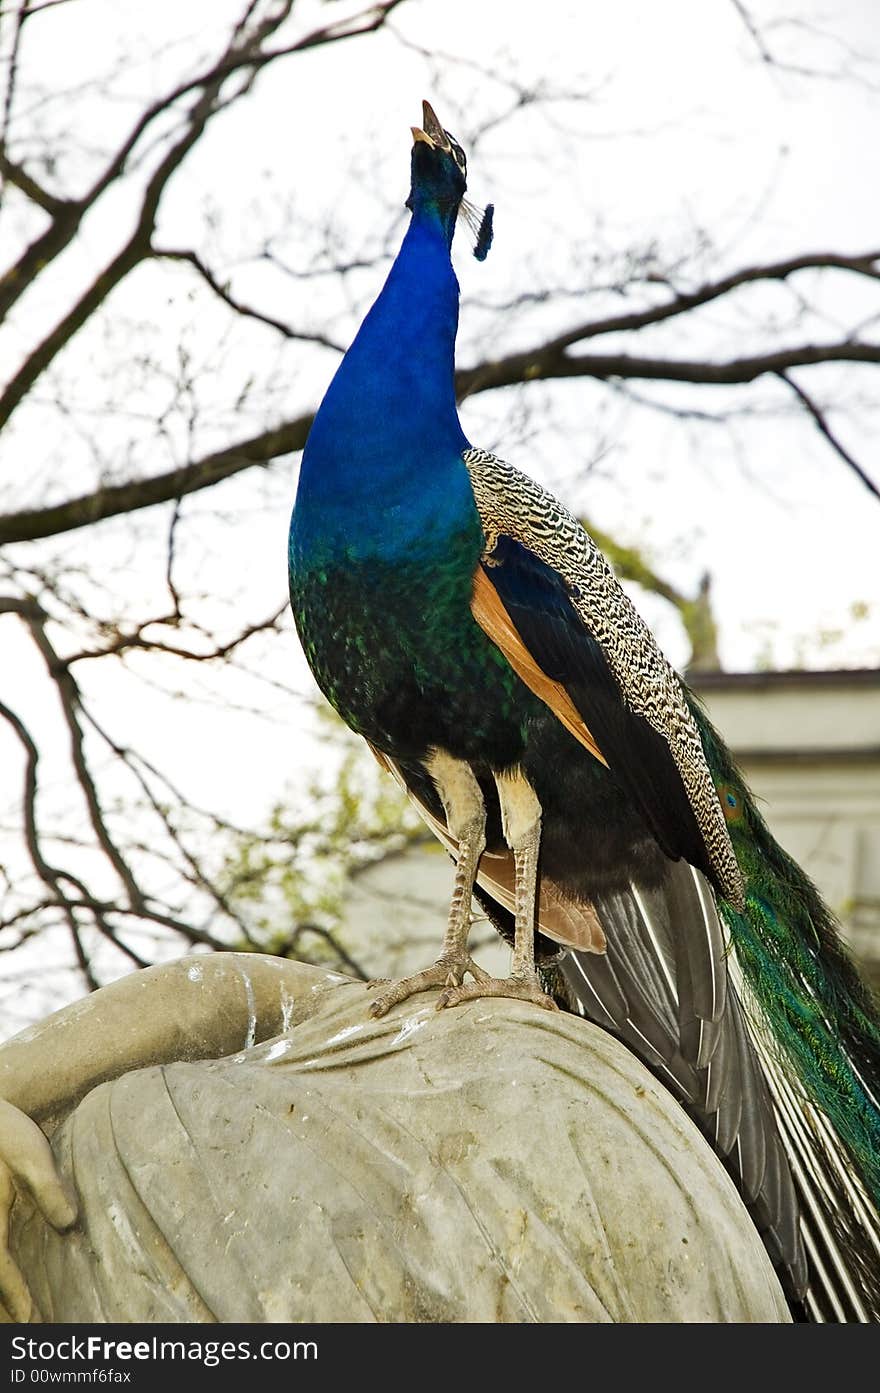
[288,102,880,1322]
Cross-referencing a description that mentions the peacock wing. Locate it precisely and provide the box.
[463,445,744,910]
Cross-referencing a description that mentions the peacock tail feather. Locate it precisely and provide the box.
[693,696,880,1316]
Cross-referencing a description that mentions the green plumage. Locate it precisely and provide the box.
[289,538,540,762]
[696,699,880,1205]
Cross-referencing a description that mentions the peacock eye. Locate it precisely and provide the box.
[447,136,467,174]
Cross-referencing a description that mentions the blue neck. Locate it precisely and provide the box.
[293,207,473,561]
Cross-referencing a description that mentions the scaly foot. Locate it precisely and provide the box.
[368,953,491,1018]
[437,972,558,1012]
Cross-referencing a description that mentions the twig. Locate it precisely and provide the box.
[287,922,369,981]
[0,417,310,543]
[778,371,880,502]
[152,246,345,351]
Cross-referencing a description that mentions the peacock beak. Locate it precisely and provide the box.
[412,99,452,152]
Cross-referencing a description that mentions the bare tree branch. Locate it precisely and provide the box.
[0,2,273,324]
[81,710,262,949]
[1,594,255,969]
[0,144,67,214]
[0,692,101,991]
[456,340,880,395]
[730,2,880,90]
[151,246,345,350]
[0,2,32,188]
[0,51,256,428]
[0,0,406,327]
[0,417,310,543]
[778,370,880,502]
[1,244,879,546]
[63,605,288,670]
[552,250,880,344]
[14,597,146,909]
[284,922,369,980]
[730,1,775,65]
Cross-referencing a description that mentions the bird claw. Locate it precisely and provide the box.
[368,955,557,1017]
[437,975,558,1012]
[368,954,490,1018]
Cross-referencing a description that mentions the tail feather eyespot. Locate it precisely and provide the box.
[717,782,745,825]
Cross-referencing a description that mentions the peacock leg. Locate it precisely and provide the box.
[368,751,490,1017]
[437,769,557,1011]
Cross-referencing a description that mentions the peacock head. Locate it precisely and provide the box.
[408,100,467,211]
[407,100,494,260]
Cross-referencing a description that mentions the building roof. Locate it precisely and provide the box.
[690,668,880,691]
[688,668,880,763]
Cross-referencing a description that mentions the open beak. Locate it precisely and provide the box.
[411,99,452,152]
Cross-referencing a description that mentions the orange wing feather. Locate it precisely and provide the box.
[470,565,609,770]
